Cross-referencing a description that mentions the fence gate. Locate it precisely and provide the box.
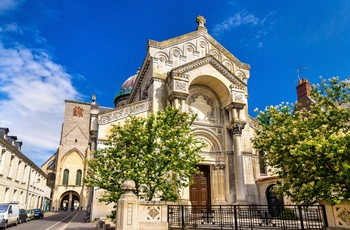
[168,205,327,230]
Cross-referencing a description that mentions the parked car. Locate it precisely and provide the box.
[19,209,28,224]
[0,202,20,228]
[33,208,44,219]
[26,209,34,221]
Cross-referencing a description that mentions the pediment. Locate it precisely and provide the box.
[148,30,250,71]
[169,55,247,90]
[129,19,250,103]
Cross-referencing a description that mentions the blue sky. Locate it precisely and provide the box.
[0,0,349,167]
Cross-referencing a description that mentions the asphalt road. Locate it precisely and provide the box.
[5,211,96,230]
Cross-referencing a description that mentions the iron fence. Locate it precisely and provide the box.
[168,205,327,230]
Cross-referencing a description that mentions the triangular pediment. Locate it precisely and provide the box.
[148,30,249,70]
[169,55,247,90]
[129,19,250,103]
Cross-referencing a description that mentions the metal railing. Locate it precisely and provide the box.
[168,205,327,230]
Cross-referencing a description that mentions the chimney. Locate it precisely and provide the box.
[0,127,9,139]
[296,78,311,100]
[7,136,18,146]
[15,141,23,151]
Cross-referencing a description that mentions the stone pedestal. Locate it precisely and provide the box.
[116,179,140,230]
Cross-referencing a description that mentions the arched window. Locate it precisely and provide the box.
[259,151,267,175]
[63,169,69,185]
[75,170,82,186]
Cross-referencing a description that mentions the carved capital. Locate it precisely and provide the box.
[227,120,247,135]
[213,163,225,170]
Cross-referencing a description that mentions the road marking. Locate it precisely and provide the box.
[44,212,78,230]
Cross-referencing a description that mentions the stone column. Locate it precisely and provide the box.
[116,179,140,230]
[213,159,226,204]
[89,94,99,219]
[227,121,247,203]
[69,192,73,210]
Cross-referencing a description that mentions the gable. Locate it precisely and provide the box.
[129,18,250,103]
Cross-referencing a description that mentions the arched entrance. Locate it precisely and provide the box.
[190,165,211,206]
[60,191,80,211]
[266,184,284,217]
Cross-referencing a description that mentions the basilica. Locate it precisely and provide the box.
[41,16,278,220]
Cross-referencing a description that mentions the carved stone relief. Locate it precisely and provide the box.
[98,100,152,124]
[153,40,247,81]
[147,206,161,221]
[188,85,221,124]
[234,92,244,102]
[73,106,84,117]
[189,95,213,122]
[174,81,187,92]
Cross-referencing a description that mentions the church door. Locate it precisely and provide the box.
[190,165,211,206]
[266,184,284,217]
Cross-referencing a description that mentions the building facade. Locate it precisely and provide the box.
[41,100,93,211]
[44,16,279,219]
[0,127,51,211]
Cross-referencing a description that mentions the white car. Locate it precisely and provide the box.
[0,202,20,228]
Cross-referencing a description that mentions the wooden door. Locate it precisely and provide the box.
[190,165,211,206]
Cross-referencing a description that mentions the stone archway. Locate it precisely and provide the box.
[60,191,80,211]
[266,184,284,217]
[190,165,211,206]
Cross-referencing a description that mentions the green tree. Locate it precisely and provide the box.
[252,77,350,205]
[84,105,205,203]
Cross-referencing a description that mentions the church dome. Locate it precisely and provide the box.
[113,72,137,107]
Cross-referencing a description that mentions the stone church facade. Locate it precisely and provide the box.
[41,16,278,219]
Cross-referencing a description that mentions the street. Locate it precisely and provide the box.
[5,211,96,230]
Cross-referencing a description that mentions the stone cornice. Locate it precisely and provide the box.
[98,100,152,125]
[129,56,152,103]
[170,55,246,90]
[65,100,91,106]
[0,138,47,176]
[248,116,260,130]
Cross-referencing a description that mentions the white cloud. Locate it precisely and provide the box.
[212,10,260,35]
[0,42,81,167]
[0,0,24,15]
[212,10,276,49]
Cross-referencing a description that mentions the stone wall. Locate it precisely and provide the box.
[323,200,350,229]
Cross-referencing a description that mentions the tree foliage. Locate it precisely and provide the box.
[84,105,205,203]
[253,77,350,205]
